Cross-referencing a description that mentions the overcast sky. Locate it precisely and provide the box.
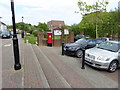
[0,0,119,26]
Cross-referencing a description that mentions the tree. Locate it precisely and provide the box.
[70,24,81,35]
[37,22,49,32]
[77,11,119,38]
[77,0,109,38]
[7,25,13,29]
[8,22,36,32]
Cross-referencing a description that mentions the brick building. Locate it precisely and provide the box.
[47,20,65,32]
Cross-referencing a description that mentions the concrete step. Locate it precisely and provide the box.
[32,45,71,88]
[23,44,49,88]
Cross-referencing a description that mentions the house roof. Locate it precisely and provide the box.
[0,21,6,26]
[47,20,65,26]
[53,27,62,30]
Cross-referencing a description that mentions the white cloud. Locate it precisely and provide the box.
[0,5,11,25]
[0,0,119,25]
[107,0,120,11]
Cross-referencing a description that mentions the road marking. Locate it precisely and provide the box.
[4,44,11,47]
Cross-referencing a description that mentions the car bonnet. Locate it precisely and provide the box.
[86,47,118,58]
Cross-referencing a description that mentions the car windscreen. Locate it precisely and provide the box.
[2,32,9,34]
[75,38,87,44]
[87,40,95,45]
[96,40,103,44]
[97,42,120,52]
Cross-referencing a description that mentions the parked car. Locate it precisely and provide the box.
[0,31,2,37]
[64,38,103,58]
[1,31,11,38]
[97,37,120,42]
[74,35,90,41]
[85,41,120,72]
[97,37,107,41]
[86,39,103,48]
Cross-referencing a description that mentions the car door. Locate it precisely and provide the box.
[87,40,96,48]
[118,49,120,60]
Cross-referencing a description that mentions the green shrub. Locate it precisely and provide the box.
[53,36,61,39]
[24,35,37,44]
[32,30,39,37]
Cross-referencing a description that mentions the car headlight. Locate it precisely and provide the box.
[8,34,10,36]
[97,56,110,61]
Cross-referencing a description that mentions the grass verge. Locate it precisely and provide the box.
[24,34,37,44]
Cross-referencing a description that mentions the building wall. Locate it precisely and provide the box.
[0,22,7,32]
[47,20,65,32]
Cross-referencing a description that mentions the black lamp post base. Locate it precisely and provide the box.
[14,63,21,70]
[81,67,85,69]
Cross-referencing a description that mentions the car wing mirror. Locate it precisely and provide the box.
[96,44,99,47]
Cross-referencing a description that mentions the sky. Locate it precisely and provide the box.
[0,0,120,26]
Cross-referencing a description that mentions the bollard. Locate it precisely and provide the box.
[26,40,28,44]
[21,30,24,38]
[62,42,64,55]
[81,48,85,69]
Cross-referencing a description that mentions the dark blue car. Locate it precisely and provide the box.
[64,39,104,58]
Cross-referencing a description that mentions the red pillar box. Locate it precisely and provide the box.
[47,32,52,46]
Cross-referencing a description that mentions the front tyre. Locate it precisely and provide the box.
[108,61,118,72]
[76,50,83,58]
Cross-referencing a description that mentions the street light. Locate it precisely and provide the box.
[21,16,24,38]
[0,17,2,31]
[10,0,21,70]
[22,16,24,22]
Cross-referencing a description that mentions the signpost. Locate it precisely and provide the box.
[64,29,69,35]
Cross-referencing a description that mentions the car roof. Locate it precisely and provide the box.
[108,41,120,44]
[87,39,102,41]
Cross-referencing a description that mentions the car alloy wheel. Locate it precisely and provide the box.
[108,61,118,72]
[76,50,83,58]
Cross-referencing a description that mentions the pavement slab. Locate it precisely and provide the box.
[2,39,23,88]
[39,46,95,88]
[32,45,71,88]
[24,44,45,88]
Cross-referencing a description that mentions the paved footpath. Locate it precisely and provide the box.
[2,38,23,88]
[2,38,119,89]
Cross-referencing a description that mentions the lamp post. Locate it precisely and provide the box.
[21,16,24,38]
[22,16,24,23]
[0,17,2,31]
[10,0,21,70]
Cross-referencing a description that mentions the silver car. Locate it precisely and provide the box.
[85,41,120,72]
